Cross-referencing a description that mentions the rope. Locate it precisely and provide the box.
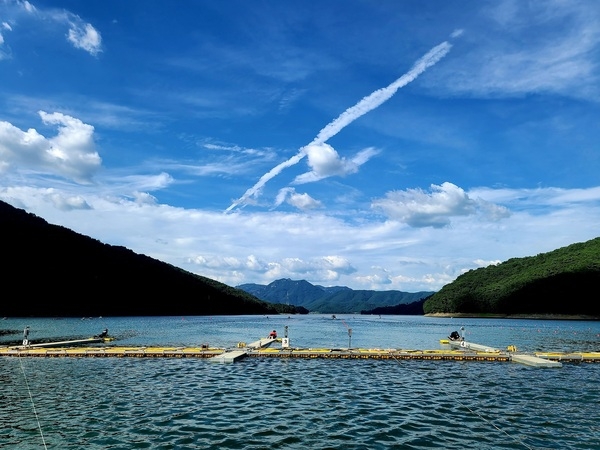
[386,349,535,450]
[18,355,49,450]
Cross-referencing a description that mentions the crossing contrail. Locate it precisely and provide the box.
[226,39,453,212]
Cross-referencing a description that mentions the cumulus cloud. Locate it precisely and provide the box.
[474,198,511,221]
[354,263,463,291]
[274,187,322,210]
[46,191,91,211]
[293,144,379,184]
[0,186,91,211]
[355,272,393,287]
[189,253,356,284]
[265,255,357,282]
[2,182,600,292]
[132,191,158,205]
[371,182,509,228]
[0,111,101,183]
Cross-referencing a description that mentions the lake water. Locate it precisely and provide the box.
[1,315,599,449]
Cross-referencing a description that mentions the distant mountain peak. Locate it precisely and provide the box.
[237,278,434,314]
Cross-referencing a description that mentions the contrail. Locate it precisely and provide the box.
[226,40,452,212]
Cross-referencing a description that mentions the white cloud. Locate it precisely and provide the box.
[288,192,322,210]
[298,143,349,181]
[21,1,36,13]
[473,259,501,267]
[0,186,90,211]
[67,21,102,56]
[275,187,322,210]
[0,112,101,183]
[470,185,600,207]
[263,255,357,283]
[47,191,91,211]
[451,29,464,39]
[133,191,158,205]
[293,144,378,184]
[188,253,355,285]
[432,1,600,100]
[1,183,600,292]
[474,198,511,221]
[372,182,483,228]
[0,21,11,59]
[106,172,174,193]
[355,272,393,288]
[1,1,102,57]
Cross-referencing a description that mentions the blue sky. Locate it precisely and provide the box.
[1,0,599,292]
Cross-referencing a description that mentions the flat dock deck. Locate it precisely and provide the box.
[511,354,562,368]
[210,350,248,363]
[446,339,564,367]
[2,345,599,365]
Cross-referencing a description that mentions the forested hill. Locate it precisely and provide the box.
[238,278,434,314]
[0,200,301,317]
[423,237,600,317]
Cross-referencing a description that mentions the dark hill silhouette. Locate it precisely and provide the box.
[361,298,428,315]
[0,200,302,317]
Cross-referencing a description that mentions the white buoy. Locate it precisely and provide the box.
[282,325,290,348]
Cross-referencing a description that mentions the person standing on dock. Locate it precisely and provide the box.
[22,326,29,346]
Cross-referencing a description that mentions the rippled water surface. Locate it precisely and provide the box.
[1,315,599,449]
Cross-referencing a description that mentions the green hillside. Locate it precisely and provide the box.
[423,237,600,317]
[304,289,433,314]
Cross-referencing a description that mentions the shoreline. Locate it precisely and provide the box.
[425,313,600,320]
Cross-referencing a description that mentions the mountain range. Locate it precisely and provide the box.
[236,278,434,314]
[6,195,596,319]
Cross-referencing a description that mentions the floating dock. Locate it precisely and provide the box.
[209,337,277,363]
[510,354,562,368]
[210,350,248,363]
[2,344,599,366]
[445,339,564,368]
[1,336,598,367]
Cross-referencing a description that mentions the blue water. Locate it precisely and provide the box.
[1,315,599,449]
